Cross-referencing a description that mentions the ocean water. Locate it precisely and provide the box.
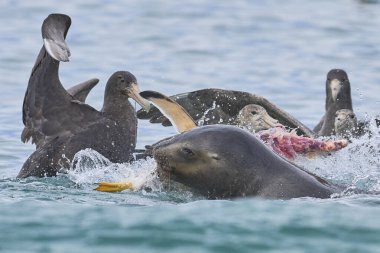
[0,0,380,252]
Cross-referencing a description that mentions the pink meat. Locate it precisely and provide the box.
[256,126,348,159]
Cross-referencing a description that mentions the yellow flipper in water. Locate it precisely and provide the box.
[95,181,134,192]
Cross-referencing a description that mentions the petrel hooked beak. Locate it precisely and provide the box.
[330,79,342,102]
[262,114,279,128]
[126,82,151,111]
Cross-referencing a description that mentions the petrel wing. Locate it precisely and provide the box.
[137,88,315,137]
[21,14,102,148]
[67,78,99,102]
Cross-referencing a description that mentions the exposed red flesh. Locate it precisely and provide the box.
[257,126,348,159]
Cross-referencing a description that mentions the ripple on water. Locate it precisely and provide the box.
[1,1,380,252]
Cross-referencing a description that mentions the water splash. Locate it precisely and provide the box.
[295,117,380,194]
[67,117,379,199]
[66,149,199,202]
[67,149,161,192]
[197,101,217,126]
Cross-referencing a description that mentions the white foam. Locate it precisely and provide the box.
[197,101,217,126]
[294,117,380,193]
[67,118,379,197]
[67,149,161,192]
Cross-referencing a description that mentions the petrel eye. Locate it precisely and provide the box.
[350,114,355,119]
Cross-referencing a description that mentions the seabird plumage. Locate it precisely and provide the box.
[237,104,279,132]
[137,88,315,137]
[314,69,353,136]
[18,14,149,178]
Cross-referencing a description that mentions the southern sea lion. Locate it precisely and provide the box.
[96,91,342,198]
[152,125,339,199]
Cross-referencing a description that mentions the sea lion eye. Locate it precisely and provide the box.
[350,114,355,119]
[251,111,257,115]
[181,147,194,157]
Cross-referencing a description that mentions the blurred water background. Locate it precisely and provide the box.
[0,0,379,252]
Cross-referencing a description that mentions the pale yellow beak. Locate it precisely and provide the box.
[330,79,342,102]
[127,82,151,111]
[262,113,279,128]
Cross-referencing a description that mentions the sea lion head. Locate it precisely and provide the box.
[152,125,267,198]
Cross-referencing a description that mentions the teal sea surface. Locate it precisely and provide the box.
[0,1,380,252]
